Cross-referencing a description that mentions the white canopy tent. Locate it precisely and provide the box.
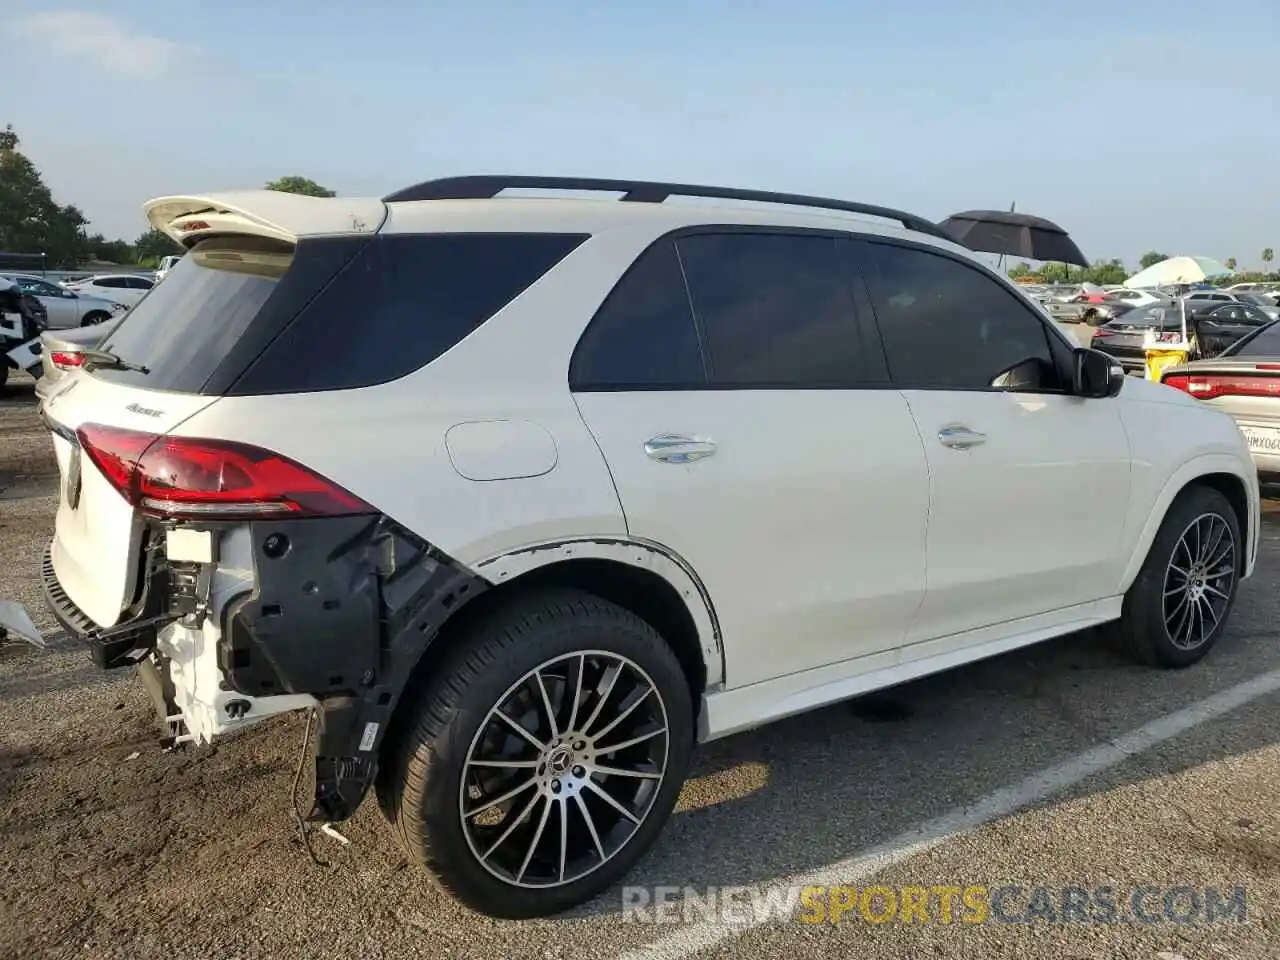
[1124,256,1232,289]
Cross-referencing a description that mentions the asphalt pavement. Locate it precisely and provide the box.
[1,372,1277,960]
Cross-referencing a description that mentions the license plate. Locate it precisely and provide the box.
[1239,425,1280,454]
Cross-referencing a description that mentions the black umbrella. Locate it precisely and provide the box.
[938,210,1089,267]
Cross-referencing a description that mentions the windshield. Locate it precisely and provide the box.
[92,235,293,391]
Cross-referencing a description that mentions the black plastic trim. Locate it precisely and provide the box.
[382,175,953,242]
[220,514,489,821]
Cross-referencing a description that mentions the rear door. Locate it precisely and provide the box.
[572,230,930,688]
[852,238,1133,644]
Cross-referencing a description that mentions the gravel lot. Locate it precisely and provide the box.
[1,371,1277,960]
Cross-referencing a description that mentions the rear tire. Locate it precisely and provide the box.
[1111,485,1242,668]
[81,312,110,326]
[379,588,694,919]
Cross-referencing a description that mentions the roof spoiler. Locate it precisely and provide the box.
[143,191,388,247]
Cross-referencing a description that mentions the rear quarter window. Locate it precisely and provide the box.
[231,232,588,395]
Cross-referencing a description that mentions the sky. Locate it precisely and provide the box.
[2,1,1277,270]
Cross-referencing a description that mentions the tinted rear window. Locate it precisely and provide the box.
[92,232,587,395]
[94,235,299,392]
[234,232,587,395]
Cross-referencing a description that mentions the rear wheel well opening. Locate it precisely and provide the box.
[478,558,708,707]
[1179,472,1250,569]
[377,556,709,795]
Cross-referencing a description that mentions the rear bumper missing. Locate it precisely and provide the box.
[40,539,179,669]
[36,516,489,823]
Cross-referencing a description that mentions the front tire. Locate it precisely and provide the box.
[380,589,694,919]
[1112,485,1242,668]
[81,311,110,326]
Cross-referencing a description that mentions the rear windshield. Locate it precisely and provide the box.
[94,236,297,392]
[91,231,588,395]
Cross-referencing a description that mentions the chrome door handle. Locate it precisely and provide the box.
[937,425,986,450]
[644,435,717,463]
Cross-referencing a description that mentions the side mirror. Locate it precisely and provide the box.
[1073,348,1124,398]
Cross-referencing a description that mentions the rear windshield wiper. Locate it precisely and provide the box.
[80,348,150,375]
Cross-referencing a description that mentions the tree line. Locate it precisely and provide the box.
[0,124,335,269]
[1007,247,1277,287]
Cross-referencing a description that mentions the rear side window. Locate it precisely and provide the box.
[862,240,1060,390]
[93,232,586,395]
[233,233,587,394]
[677,232,865,387]
[569,240,705,390]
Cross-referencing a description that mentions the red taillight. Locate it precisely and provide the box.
[50,351,83,369]
[1091,329,1116,338]
[74,424,375,521]
[1160,374,1280,401]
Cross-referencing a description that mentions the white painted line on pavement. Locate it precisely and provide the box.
[619,666,1280,959]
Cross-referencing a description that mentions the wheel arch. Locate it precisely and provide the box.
[1120,456,1257,591]
[375,537,724,812]
[470,537,724,695]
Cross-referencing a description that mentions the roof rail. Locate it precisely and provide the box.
[382,175,952,242]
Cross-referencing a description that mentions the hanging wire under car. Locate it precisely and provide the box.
[291,707,332,868]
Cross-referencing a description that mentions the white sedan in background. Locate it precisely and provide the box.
[1,274,127,329]
[64,273,156,308]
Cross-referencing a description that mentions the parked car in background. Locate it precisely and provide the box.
[1045,293,1138,326]
[1189,301,1277,353]
[0,274,127,329]
[1161,320,1280,497]
[1,277,49,388]
[1183,290,1280,319]
[1105,288,1163,307]
[1090,302,1183,372]
[154,254,183,282]
[63,273,155,308]
[32,322,108,402]
[1092,301,1269,373]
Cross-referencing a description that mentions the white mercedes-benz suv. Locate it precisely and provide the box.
[1,177,1260,919]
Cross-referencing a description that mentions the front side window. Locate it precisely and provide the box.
[862,241,1061,391]
[676,232,866,388]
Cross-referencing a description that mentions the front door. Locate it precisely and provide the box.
[854,237,1133,644]
[571,231,931,688]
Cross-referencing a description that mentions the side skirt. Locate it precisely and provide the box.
[699,596,1123,742]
